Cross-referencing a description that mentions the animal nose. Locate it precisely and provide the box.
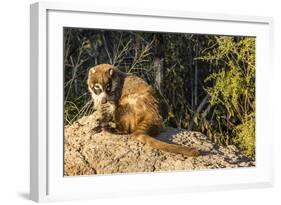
[101,98,107,104]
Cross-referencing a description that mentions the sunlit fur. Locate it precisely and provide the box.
[87,64,199,156]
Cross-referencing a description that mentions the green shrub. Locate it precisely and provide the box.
[235,113,255,158]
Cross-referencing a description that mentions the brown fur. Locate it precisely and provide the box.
[87,64,199,157]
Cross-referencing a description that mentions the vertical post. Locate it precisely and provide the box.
[153,34,164,94]
[154,57,163,94]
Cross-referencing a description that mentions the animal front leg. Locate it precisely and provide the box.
[93,103,117,132]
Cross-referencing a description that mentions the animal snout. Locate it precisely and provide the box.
[101,98,107,104]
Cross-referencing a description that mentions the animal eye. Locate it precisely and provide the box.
[106,83,111,92]
[92,84,102,95]
[94,84,100,90]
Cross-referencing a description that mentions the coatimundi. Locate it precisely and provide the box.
[87,64,199,157]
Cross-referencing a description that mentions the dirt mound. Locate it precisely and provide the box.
[64,114,254,176]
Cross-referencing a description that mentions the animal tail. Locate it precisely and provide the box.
[133,131,200,157]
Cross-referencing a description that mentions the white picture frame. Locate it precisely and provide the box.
[30,1,274,202]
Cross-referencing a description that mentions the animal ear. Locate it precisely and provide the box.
[88,67,96,76]
[87,67,95,86]
[108,67,114,76]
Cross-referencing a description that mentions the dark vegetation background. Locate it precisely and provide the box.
[63,28,256,158]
